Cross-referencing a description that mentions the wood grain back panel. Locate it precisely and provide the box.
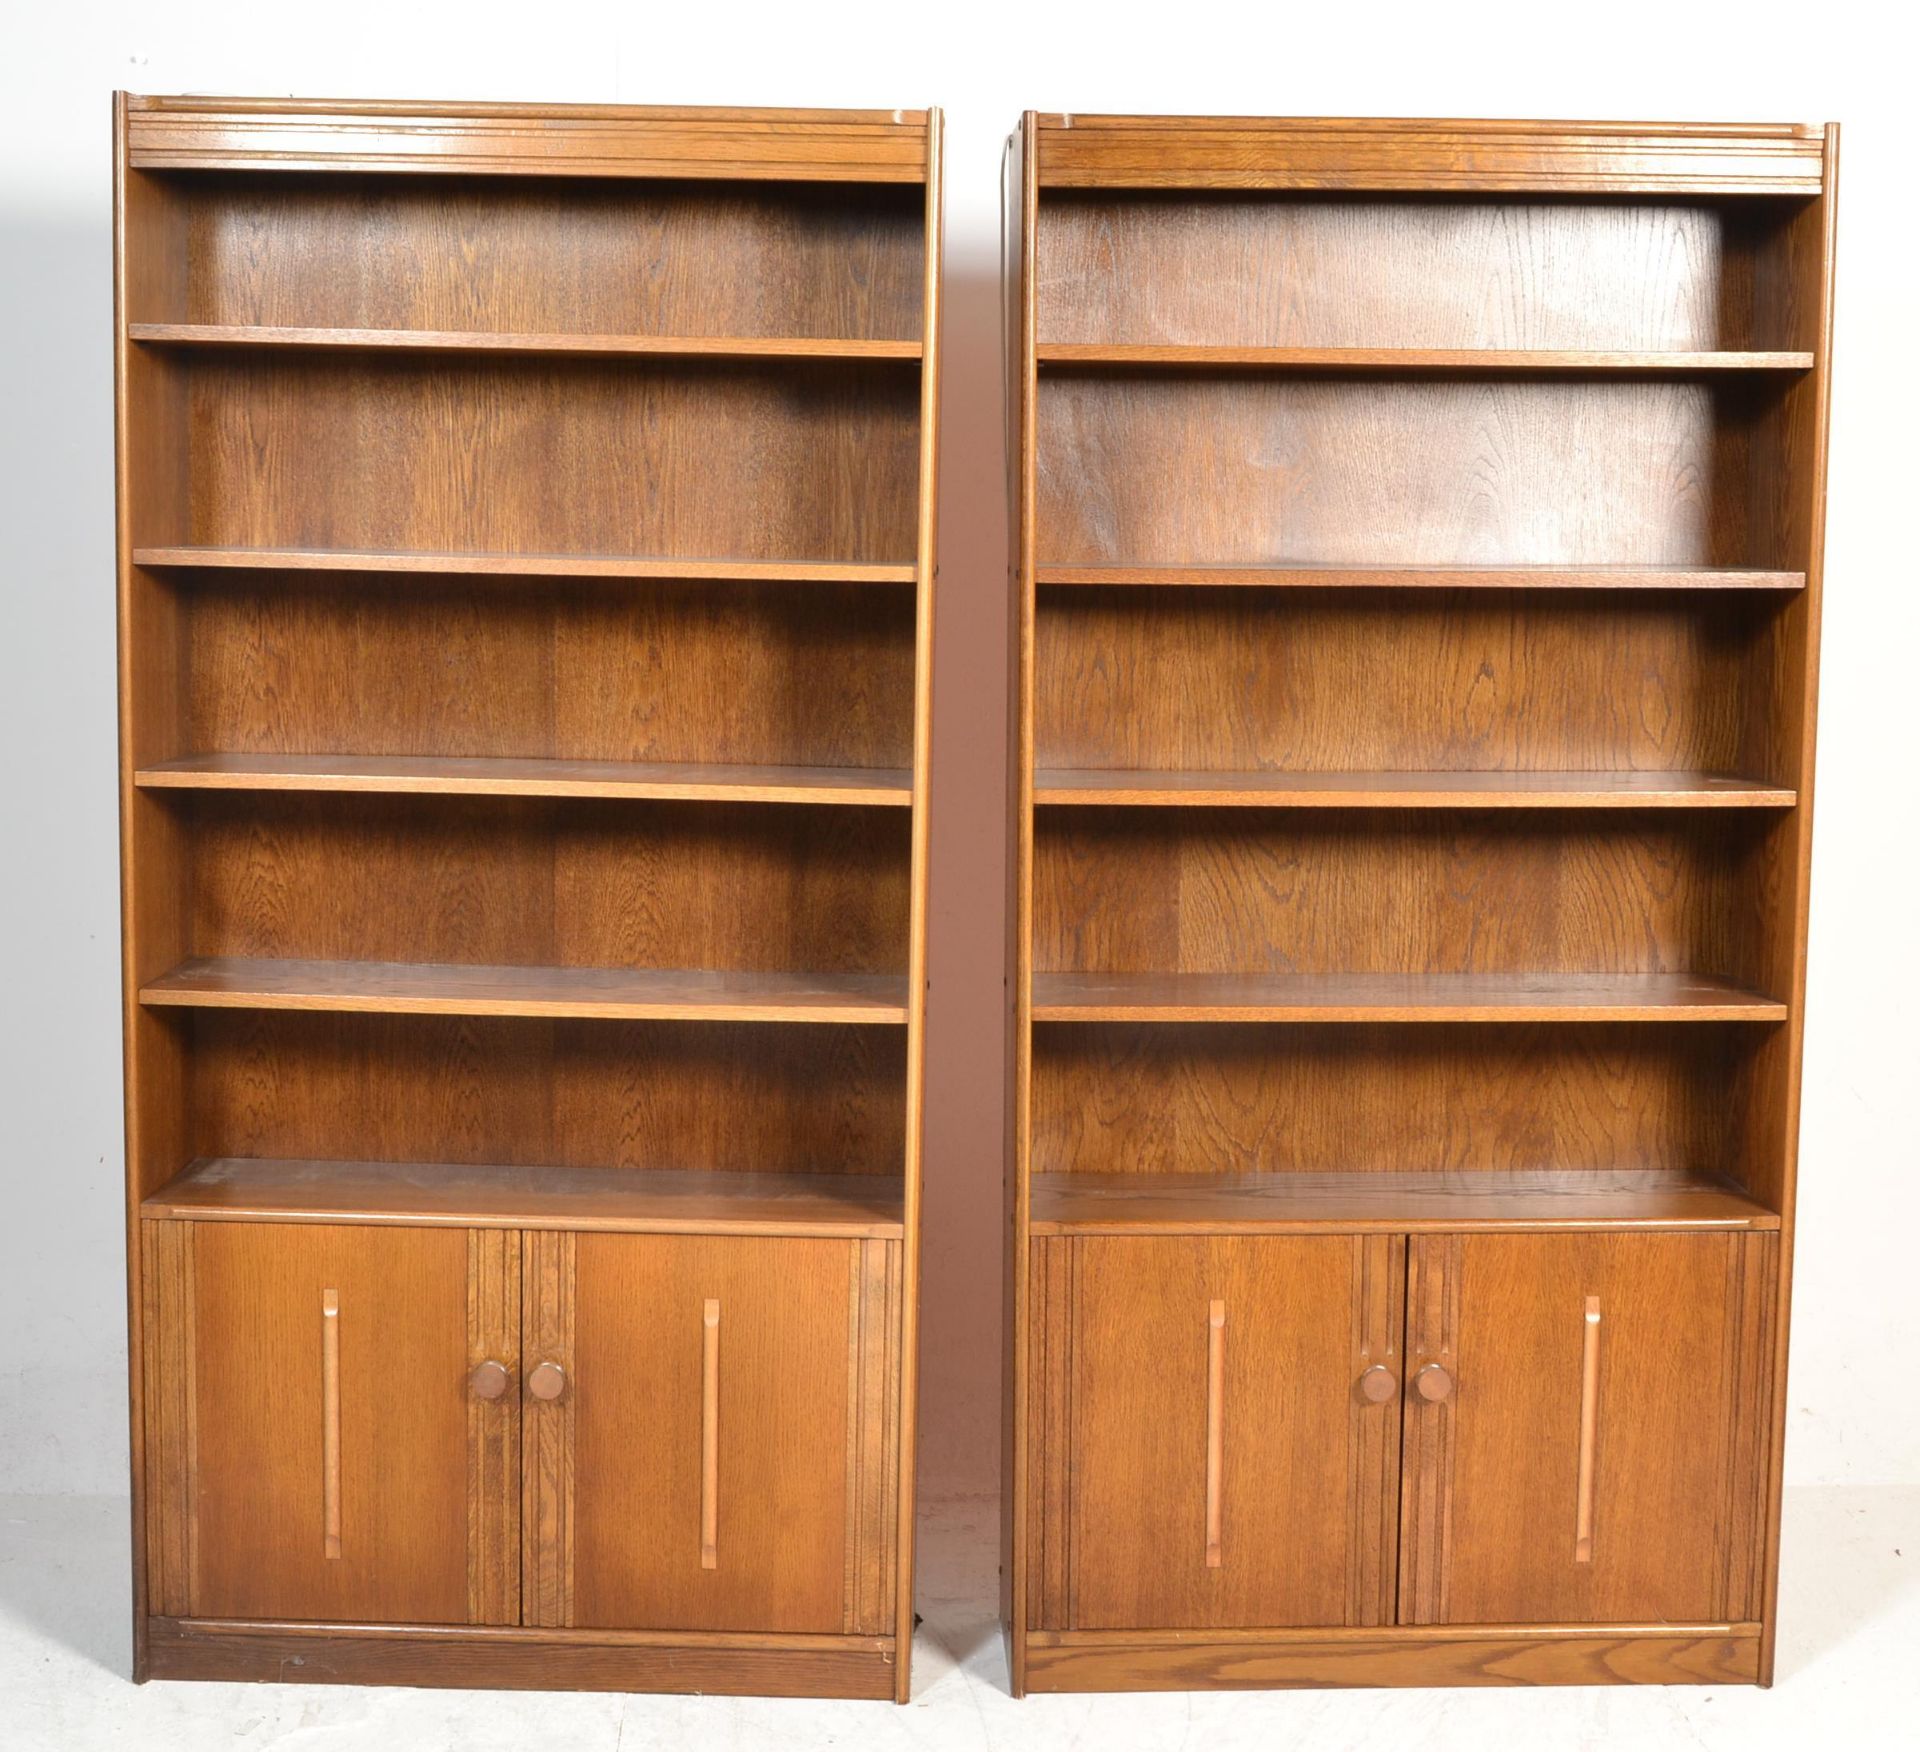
[1036,586,1784,776]
[165,174,924,339]
[179,791,909,974]
[185,1012,905,1176]
[1037,374,1777,570]
[1034,807,1773,985]
[1038,196,1804,353]
[175,571,914,770]
[1031,1021,1763,1184]
[179,354,919,562]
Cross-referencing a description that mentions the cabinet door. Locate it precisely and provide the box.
[1028,1234,1404,1631]
[141,1221,520,1625]
[1400,1232,1776,1626]
[521,1232,899,1634]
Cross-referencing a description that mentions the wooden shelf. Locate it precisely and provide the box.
[144,1157,904,1238]
[1034,769,1796,809]
[1035,563,1806,591]
[136,752,914,807]
[1028,1169,1779,1235]
[131,323,922,363]
[1031,970,1787,1023]
[140,956,909,1024]
[133,546,916,584]
[1037,343,1814,373]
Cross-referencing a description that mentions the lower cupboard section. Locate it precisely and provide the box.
[140,1219,903,1656]
[1025,1229,1776,1655]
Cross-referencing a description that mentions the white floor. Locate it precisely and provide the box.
[3,1487,1914,1750]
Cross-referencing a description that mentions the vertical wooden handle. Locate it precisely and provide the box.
[321,1288,341,1560]
[1575,1295,1601,1564]
[701,1298,721,1570]
[1205,1298,1226,1569]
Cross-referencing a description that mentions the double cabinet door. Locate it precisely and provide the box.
[1027,1230,1775,1632]
[141,1221,900,1634]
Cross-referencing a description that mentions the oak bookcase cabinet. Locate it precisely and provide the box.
[1002,115,1835,1694]
[115,95,942,1701]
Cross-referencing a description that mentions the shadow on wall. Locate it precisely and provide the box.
[917,251,1011,1514]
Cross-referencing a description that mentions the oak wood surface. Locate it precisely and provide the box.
[1033,769,1794,808]
[1029,1171,1778,1235]
[144,1159,907,1237]
[135,324,922,361]
[1029,1235,1402,1630]
[1036,194,1810,353]
[891,105,945,1693]
[1037,375,1781,571]
[170,1221,487,1623]
[138,546,915,582]
[1035,564,1803,589]
[126,96,930,182]
[116,114,194,1671]
[162,174,923,338]
[520,1231,575,1628]
[1005,112,1833,1695]
[139,752,913,806]
[1747,128,1840,1686]
[169,571,913,771]
[139,1222,194,1618]
[176,353,918,563]
[1032,115,1824,195]
[142,957,910,1023]
[1031,1021,1766,1185]
[1020,1625,1762,1690]
[178,1012,905,1178]
[1399,1232,1775,1624]
[846,1238,904,1636]
[466,1230,521,1625]
[1036,587,1790,776]
[144,1616,898,1696]
[1038,346,1812,372]
[166,790,908,975]
[1034,809,1776,985]
[121,94,940,1702]
[1031,970,1784,1022]
[563,1235,879,1632]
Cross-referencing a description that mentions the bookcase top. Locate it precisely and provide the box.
[120,93,935,182]
[1026,113,1831,195]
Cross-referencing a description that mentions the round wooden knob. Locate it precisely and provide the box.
[1413,1362,1455,1404]
[1358,1363,1398,1404]
[527,1361,567,1402]
[469,1360,511,1401]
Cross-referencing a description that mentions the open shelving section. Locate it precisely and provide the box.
[117,95,941,1701]
[1004,114,1835,1696]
